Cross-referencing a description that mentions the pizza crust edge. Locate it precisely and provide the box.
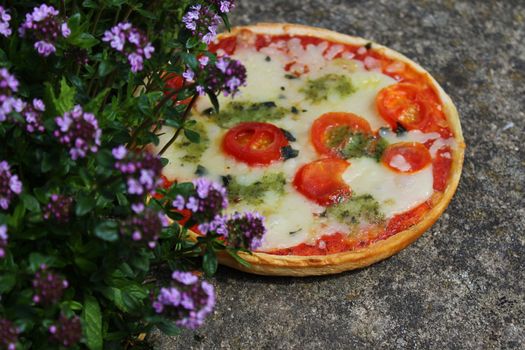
[190,23,466,276]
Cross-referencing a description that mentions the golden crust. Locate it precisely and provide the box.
[189,23,465,276]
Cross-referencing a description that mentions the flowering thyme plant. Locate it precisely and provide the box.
[0,1,260,349]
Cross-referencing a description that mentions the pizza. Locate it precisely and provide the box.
[152,23,465,276]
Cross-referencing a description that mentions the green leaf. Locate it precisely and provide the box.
[98,60,115,77]
[226,248,252,268]
[82,0,98,9]
[202,250,218,276]
[184,128,200,143]
[186,36,201,49]
[0,273,17,293]
[75,195,96,216]
[94,221,119,241]
[181,52,198,70]
[56,78,77,115]
[207,91,220,113]
[20,193,40,212]
[70,32,100,49]
[130,251,150,272]
[85,88,110,113]
[136,8,157,19]
[155,319,181,336]
[83,295,103,350]
[28,253,65,272]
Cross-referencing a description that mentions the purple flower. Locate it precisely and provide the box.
[113,148,163,207]
[102,22,155,73]
[0,318,17,350]
[35,40,56,56]
[182,5,221,45]
[43,194,74,223]
[182,68,195,81]
[204,56,247,97]
[172,179,228,235]
[48,314,82,348]
[112,145,127,160]
[120,208,168,248]
[153,271,215,330]
[211,0,235,13]
[0,160,22,211]
[227,211,267,250]
[19,4,70,57]
[21,98,46,133]
[0,225,8,258]
[0,68,24,122]
[32,266,68,305]
[54,105,102,160]
[172,271,199,285]
[0,6,12,37]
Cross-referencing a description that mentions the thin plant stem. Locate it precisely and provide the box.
[157,94,198,156]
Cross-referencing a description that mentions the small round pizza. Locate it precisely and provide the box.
[153,23,465,276]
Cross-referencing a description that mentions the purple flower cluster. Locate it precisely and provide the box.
[210,0,235,13]
[102,22,155,73]
[153,271,215,330]
[227,211,266,250]
[172,178,228,235]
[0,68,24,122]
[120,208,168,248]
[0,318,17,350]
[0,6,12,37]
[54,105,101,160]
[182,5,220,45]
[43,194,74,223]
[32,265,69,305]
[21,98,46,133]
[48,314,82,348]
[199,56,246,97]
[112,146,163,204]
[19,4,70,57]
[0,225,8,259]
[0,161,22,211]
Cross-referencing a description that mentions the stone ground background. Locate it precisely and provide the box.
[151,0,525,348]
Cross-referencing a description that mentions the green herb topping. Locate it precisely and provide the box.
[326,194,385,225]
[325,126,389,161]
[212,101,288,128]
[227,173,287,205]
[300,74,356,103]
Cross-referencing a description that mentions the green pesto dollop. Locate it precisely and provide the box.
[175,122,209,164]
[300,73,356,103]
[326,194,385,225]
[227,173,286,205]
[325,126,389,161]
[212,101,288,128]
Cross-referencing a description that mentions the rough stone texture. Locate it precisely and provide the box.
[151,0,525,348]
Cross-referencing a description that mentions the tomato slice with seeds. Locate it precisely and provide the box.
[311,112,372,157]
[222,122,289,166]
[293,158,351,206]
[376,82,434,130]
[381,142,432,173]
[163,73,192,105]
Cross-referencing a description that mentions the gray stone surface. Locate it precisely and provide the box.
[151,0,525,348]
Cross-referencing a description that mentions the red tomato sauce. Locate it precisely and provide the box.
[195,33,455,255]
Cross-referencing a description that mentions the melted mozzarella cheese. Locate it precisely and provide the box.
[342,158,433,218]
[155,41,450,251]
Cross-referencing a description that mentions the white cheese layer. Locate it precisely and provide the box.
[342,158,433,218]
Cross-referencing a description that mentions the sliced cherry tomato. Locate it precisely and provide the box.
[222,122,289,166]
[381,142,432,173]
[163,73,192,105]
[311,112,372,157]
[293,158,351,206]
